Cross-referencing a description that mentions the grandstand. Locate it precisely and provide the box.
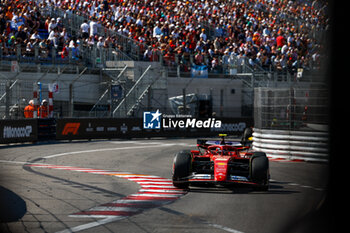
[0,0,330,127]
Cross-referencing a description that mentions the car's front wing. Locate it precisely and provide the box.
[186,174,258,185]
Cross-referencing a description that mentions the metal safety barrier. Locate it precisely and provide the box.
[252,128,329,162]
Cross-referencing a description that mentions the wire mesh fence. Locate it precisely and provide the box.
[254,87,329,131]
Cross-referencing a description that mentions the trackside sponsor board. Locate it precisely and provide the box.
[0,119,37,143]
[56,118,148,140]
[56,116,252,140]
[56,118,131,140]
[142,110,250,133]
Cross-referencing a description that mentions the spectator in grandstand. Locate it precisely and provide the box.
[56,18,63,31]
[143,46,152,61]
[0,35,7,55]
[6,35,16,53]
[85,35,95,47]
[60,27,69,41]
[15,26,27,43]
[48,18,57,33]
[222,50,230,66]
[194,51,204,65]
[47,27,57,41]
[24,39,34,57]
[26,10,41,32]
[48,27,59,49]
[30,31,41,40]
[249,55,261,69]
[10,17,20,32]
[96,36,104,49]
[60,42,69,59]
[153,21,162,40]
[103,36,113,48]
[38,39,49,58]
[89,18,99,37]
[211,57,219,72]
[0,14,6,32]
[71,42,81,60]
[199,29,207,42]
[80,19,90,39]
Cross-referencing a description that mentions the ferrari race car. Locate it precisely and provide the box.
[172,131,269,191]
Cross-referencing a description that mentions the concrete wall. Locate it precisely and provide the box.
[167,77,243,117]
[2,65,243,118]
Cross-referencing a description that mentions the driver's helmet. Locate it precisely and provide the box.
[216,147,222,154]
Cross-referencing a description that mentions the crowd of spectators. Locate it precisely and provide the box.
[0,0,85,61]
[0,0,330,75]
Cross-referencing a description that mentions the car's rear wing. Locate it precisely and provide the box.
[197,133,254,149]
[196,138,242,147]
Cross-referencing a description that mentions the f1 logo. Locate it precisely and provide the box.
[143,110,161,129]
[62,123,80,135]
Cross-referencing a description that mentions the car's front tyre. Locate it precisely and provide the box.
[250,152,269,191]
[172,150,192,189]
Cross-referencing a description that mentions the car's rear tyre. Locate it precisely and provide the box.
[250,152,269,191]
[241,127,253,145]
[172,150,192,189]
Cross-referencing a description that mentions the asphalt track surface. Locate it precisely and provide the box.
[0,138,330,233]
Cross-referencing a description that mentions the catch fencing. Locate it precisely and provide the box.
[254,87,329,130]
[253,87,329,162]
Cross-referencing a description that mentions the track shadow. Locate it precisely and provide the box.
[187,181,299,195]
[0,186,27,222]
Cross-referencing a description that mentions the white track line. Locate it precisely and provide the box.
[55,216,125,233]
[139,189,186,193]
[43,144,177,159]
[136,181,173,185]
[113,199,172,204]
[88,207,142,212]
[130,193,183,197]
[207,223,245,233]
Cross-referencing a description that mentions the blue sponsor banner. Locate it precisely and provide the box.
[191,65,208,78]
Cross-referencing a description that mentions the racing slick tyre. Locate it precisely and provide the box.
[241,127,253,145]
[250,152,269,191]
[172,150,192,189]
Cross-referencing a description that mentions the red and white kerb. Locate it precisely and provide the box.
[25,164,187,218]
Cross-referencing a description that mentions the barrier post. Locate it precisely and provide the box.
[48,86,54,118]
[33,83,39,118]
[5,81,10,118]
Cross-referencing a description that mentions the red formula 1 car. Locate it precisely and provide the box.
[172,132,269,191]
